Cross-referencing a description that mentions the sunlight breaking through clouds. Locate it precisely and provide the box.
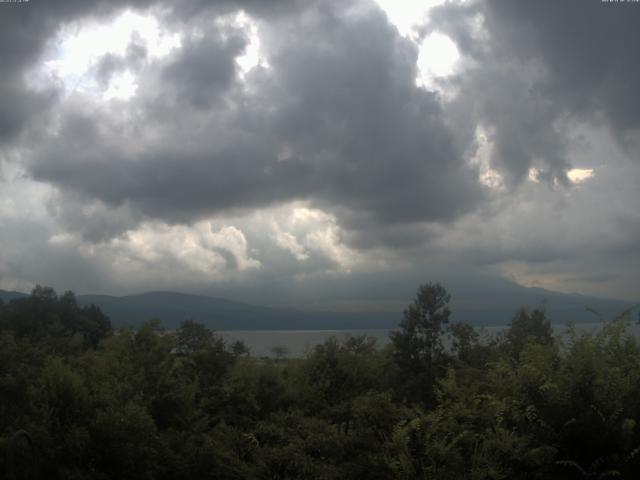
[416,32,460,89]
[468,125,504,191]
[41,10,181,99]
[230,11,269,77]
[567,168,594,184]
[102,70,138,101]
[374,0,461,94]
[373,0,444,40]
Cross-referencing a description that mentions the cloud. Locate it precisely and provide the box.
[160,19,246,108]
[0,0,166,144]
[429,0,640,186]
[13,0,484,251]
[483,0,640,138]
[0,0,638,302]
[111,221,261,273]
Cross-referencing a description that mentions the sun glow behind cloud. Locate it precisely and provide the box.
[567,168,594,184]
[373,0,443,40]
[42,1,462,101]
[416,32,460,88]
[373,0,460,93]
[41,10,181,99]
[102,70,138,101]
[468,125,504,190]
[230,11,269,77]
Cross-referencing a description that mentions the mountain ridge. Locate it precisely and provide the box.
[1,287,636,330]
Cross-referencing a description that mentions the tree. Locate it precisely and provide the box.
[271,345,289,360]
[390,282,451,406]
[448,322,481,365]
[231,339,250,356]
[176,320,215,354]
[505,308,553,358]
[0,286,111,350]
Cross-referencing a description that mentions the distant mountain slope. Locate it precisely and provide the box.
[2,287,636,330]
[0,290,27,303]
[450,285,636,326]
[77,288,635,330]
[76,292,397,330]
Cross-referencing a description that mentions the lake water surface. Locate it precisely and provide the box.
[219,321,637,357]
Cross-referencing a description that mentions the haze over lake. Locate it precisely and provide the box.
[220,322,640,357]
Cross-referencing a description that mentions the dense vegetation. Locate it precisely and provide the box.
[1,284,639,479]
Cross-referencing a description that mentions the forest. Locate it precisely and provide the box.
[1,283,639,479]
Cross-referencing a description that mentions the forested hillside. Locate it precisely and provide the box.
[1,285,639,479]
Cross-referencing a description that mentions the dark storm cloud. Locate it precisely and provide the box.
[429,0,640,187]
[94,40,148,86]
[21,0,484,246]
[2,0,638,301]
[0,80,54,144]
[0,0,289,148]
[161,26,247,109]
[261,3,483,225]
[0,0,159,143]
[45,191,143,244]
[0,1,58,143]
[483,0,640,137]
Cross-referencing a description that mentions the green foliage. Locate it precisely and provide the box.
[505,308,554,358]
[1,285,639,479]
[176,319,215,354]
[0,286,111,351]
[390,282,451,406]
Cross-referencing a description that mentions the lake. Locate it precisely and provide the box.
[219,321,636,357]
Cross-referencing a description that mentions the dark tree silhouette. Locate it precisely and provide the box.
[391,282,451,406]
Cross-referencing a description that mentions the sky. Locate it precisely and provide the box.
[0,0,638,307]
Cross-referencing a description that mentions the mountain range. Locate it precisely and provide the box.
[1,286,636,330]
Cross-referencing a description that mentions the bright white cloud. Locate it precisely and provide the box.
[272,229,310,261]
[41,9,181,98]
[103,70,138,100]
[528,168,541,183]
[103,221,261,279]
[567,168,594,184]
[201,224,262,271]
[281,206,363,271]
[416,32,460,88]
[374,0,460,94]
[373,0,444,40]
[230,11,269,76]
[468,125,504,190]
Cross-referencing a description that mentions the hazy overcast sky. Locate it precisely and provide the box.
[0,0,638,304]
